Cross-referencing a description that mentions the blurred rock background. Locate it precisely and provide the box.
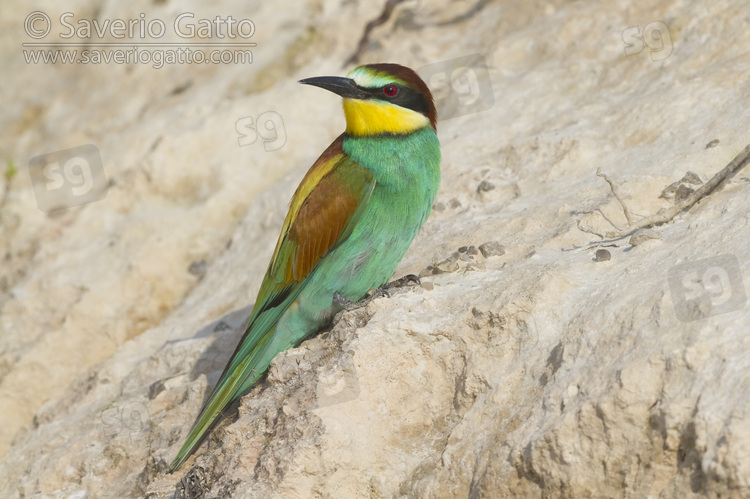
[0,0,749,497]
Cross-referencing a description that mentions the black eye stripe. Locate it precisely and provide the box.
[361,84,430,116]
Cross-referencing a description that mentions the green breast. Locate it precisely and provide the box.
[342,127,441,195]
[288,126,441,331]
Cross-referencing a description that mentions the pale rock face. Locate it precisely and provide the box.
[1,0,749,497]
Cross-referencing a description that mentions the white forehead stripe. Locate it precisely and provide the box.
[347,67,406,89]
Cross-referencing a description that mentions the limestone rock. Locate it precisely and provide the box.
[1,1,749,497]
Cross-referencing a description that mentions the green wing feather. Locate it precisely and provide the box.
[168,135,375,472]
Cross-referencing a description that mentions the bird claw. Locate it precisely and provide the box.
[332,274,422,311]
[368,286,390,300]
[333,286,390,311]
[384,273,421,289]
[333,292,354,308]
[333,273,420,312]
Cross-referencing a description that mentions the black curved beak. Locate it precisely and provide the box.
[298,76,370,100]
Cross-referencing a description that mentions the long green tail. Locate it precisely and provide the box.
[167,325,277,473]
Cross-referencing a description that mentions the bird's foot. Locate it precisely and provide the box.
[333,292,355,308]
[332,275,420,312]
[384,273,421,289]
[333,287,390,311]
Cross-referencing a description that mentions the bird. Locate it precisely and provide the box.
[168,63,441,473]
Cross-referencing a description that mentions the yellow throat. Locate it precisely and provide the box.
[343,98,430,136]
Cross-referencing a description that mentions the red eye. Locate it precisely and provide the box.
[383,84,399,97]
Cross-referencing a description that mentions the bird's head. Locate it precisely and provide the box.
[299,63,437,137]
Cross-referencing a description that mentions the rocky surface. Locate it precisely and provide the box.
[1,0,749,497]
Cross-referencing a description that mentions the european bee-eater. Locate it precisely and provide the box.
[168,63,441,472]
